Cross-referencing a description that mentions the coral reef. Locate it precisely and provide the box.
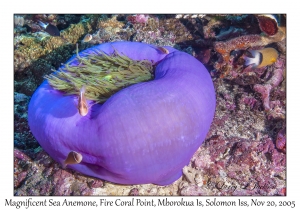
[14,14,286,196]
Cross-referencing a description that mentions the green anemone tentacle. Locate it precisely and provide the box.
[44,45,154,103]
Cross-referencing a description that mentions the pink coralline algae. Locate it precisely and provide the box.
[183,64,286,195]
[126,14,149,25]
[253,57,285,118]
[129,188,139,196]
[253,84,272,110]
[212,137,284,195]
[276,128,286,153]
[180,184,204,195]
[14,148,105,196]
[215,27,247,41]
[242,96,257,109]
[195,48,211,64]
[14,14,286,196]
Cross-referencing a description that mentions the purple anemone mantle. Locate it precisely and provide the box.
[28,41,216,185]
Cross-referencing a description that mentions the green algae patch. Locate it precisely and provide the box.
[45,46,154,103]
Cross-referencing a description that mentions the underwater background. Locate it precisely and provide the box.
[14,14,286,195]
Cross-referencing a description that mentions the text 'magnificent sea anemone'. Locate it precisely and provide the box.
[28,41,216,185]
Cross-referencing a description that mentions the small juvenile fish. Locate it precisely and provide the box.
[77,85,89,116]
[38,20,60,36]
[63,151,83,168]
[157,46,169,54]
[81,34,92,43]
[243,47,279,68]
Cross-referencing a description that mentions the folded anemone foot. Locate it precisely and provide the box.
[28,41,216,185]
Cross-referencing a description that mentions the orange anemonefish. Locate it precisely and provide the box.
[77,85,89,116]
[81,34,93,43]
[157,46,169,54]
[243,47,279,68]
[63,151,83,168]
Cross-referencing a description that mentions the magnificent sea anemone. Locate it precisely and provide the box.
[28,41,216,185]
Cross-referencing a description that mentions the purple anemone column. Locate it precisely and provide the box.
[28,41,216,185]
